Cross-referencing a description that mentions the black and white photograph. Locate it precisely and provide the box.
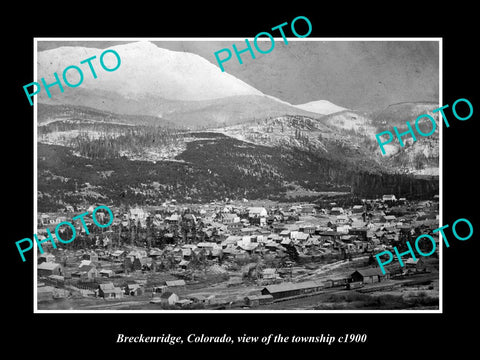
[34,38,441,312]
[6,6,478,356]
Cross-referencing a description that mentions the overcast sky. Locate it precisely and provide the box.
[37,39,439,112]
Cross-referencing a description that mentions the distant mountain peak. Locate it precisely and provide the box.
[293,100,347,115]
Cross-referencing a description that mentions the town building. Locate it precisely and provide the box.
[350,268,390,284]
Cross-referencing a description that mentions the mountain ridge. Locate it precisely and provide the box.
[293,99,347,115]
[37,41,347,128]
[35,42,439,211]
[38,41,264,102]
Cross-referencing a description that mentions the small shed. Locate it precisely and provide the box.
[99,269,115,278]
[98,283,124,299]
[79,265,98,279]
[262,268,277,280]
[350,268,390,284]
[125,283,143,296]
[405,258,427,272]
[37,262,63,277]
[159,291,179,305]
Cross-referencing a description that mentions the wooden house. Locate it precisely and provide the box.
[37,262,63,277]
[405,258,427,272]
[99,269,115,278]
[248,207,268,218]
[330,207,344,215]
[352,205,364,214]
[350,268,390,284]
[98,283,124,299]
[71,265,98,280]
[187,294,215,305]
[222,213,240,224]
[299,205,316,215]
[82,252,99,262]
[165,279,186,290]
[159,291,179,305]
[125,283,143,296]
[262,268,277,280]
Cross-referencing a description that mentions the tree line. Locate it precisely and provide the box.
[69,126,186,160]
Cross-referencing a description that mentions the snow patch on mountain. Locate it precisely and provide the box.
[294,100,347,115]
[37,41,264,102]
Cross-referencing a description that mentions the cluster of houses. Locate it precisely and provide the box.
[37,194,439,307]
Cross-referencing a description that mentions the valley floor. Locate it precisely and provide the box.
[36,198,440,311]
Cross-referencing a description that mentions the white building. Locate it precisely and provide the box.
[248,207,268,218]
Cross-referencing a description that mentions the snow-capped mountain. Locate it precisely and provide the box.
[294,100,347,115]
[36,41,349,127]
[37,41,264,101]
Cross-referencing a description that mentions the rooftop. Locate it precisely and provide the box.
[263,280,324,294]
